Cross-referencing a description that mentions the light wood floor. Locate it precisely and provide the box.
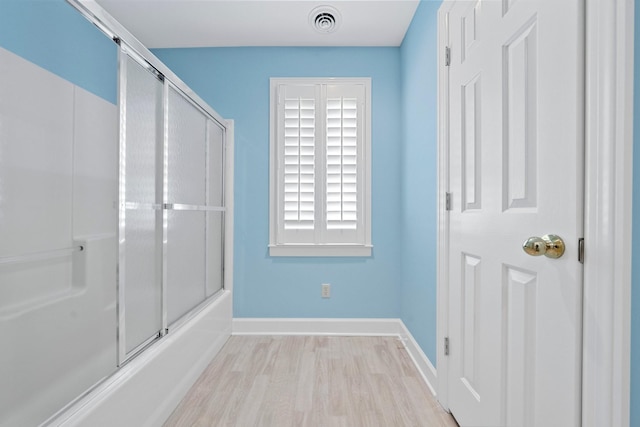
[163,335,458,427]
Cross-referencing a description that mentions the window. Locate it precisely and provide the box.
[269,78,372,257]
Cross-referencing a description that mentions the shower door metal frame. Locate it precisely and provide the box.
[117,44,167,364]
[163,79,227,327]
[116,43,227,366]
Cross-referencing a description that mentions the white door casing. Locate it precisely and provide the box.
[581,1,633,426]
[443,1,584,426]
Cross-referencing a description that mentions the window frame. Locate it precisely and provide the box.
[269,77,372,257]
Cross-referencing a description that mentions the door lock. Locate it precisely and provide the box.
[522,234,565,259]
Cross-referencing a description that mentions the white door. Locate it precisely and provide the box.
[445,0,584,426]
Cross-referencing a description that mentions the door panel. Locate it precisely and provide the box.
[446,1,584,426]
[503,17,537,210]
[504,265,537,427]
[462,75,481,211]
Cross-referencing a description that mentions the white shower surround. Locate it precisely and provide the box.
[0,46,119,426]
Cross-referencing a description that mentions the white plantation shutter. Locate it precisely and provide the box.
[283,96,315,230]
[326,95,359,230]
[270,78,371,256]
[277,84,318,244]
[324,84,364,244]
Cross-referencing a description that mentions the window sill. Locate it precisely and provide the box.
[269,244,372,257]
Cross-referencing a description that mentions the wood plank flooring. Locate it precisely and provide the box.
[163,336,458,427]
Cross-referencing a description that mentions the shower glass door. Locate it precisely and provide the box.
[120,50,164,359]
[165,86,226,325]
[118,47,227,361]
[166,86,208,324]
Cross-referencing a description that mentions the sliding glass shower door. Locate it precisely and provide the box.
[119,47,226,363]
[120,52,164,358]
[166,87,226,324]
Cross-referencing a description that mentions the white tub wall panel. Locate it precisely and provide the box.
[71,84,119,393]
[70,234,117,376]
[0,45,75,427]
[72,85,118,238]
[0,47,119,427]
[0,47,74,257]
[34,235,118,422]
[71,83,119,403]
[0,46,74,313]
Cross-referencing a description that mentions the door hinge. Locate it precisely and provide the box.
[578,238,585,264]
[445,46,451,66]
[444,337,450,356]
[445,192,452,211]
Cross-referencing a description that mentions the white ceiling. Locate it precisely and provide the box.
[94,0,420,48]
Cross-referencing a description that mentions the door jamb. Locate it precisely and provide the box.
[435,1,634,425]
[581,0,633,425]
[436,0,454,412]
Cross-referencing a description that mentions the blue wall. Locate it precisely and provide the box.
[0,0,117,104]
[6,0,639,421]
[154,47,403,318]
[631,1,640,424]
[399,0,442,365]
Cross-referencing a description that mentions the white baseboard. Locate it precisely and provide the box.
[398,322,438,396]
[232,317,438,396]
[232,317,403,336]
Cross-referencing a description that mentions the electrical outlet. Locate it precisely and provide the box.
[321,283,331,298]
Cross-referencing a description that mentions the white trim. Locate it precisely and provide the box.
[268,244,372,257]
[49,292,232,427]
[399,322,438,396]
[582,0,634,426]
[436,0,453,412]
[268,77,372,257]
[232,318,402,336]
[436,0,635,424]
[224,120,235,294]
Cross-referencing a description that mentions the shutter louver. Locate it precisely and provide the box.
[283,97,315,230]
[326,97,358,230]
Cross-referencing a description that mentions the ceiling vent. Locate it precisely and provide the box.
[309,6,341,34]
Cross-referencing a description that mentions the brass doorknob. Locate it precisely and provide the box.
[522,234,565,259]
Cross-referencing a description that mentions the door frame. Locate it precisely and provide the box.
[435,0,634,426]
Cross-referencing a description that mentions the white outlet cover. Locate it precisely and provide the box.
[321,284,331,298]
